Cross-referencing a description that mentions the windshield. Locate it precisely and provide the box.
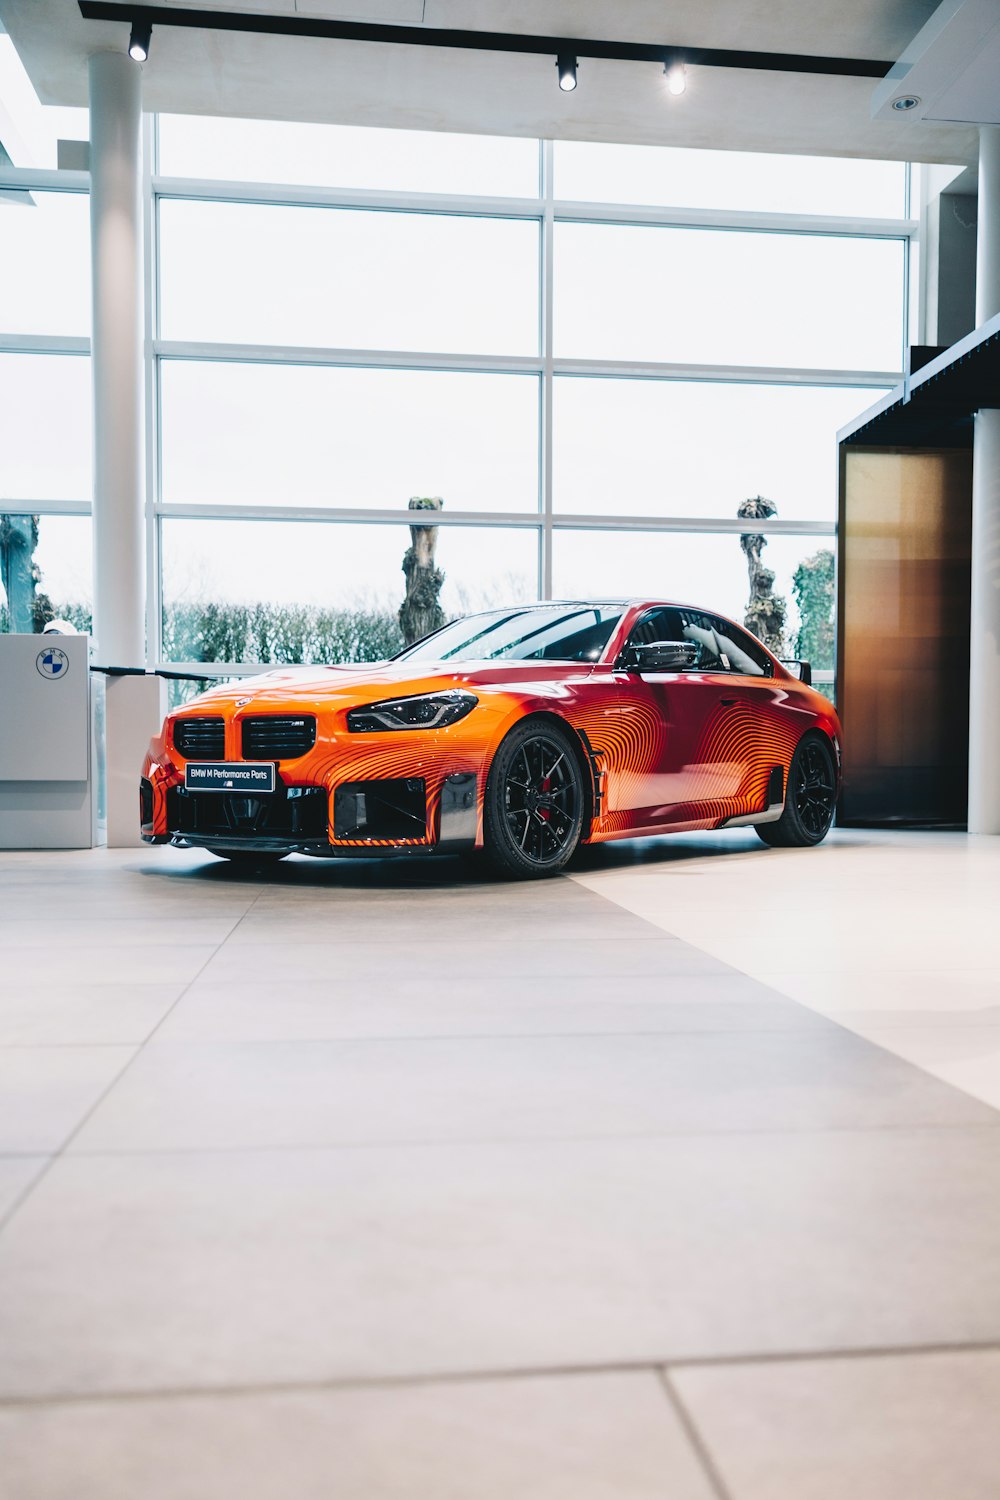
[395,605,624,664]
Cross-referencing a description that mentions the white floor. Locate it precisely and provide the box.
[572,827,1000,1114]
[1,830,999,1498]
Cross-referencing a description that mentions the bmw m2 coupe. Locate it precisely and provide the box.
[141,600,841,878]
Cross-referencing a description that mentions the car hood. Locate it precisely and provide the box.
[178,659,595,716]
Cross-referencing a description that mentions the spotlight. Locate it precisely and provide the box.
[556,53,577,92]
[128,19,151,62]
[891,95,920,112]
[664,58,686,95]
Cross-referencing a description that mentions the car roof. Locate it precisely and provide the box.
[475,599,727,615]
[481,600,781,662]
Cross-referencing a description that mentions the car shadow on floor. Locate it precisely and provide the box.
[128,828,800,893]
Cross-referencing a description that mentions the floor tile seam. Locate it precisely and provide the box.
[138,1027,841,1047]
[3,1340,1000,1409]
[134,1022,848,1048]
[0,1042,152,1052]
[118,889,271,1057]
[0,1363,666,1409]
[0,893,267,1238]
[656,1368,733,1500]
[0,941,235,951]
[58,1113,1000,1160]
[196,970,741,982]
[216,935,685,947]
[757,964,1000,976]
[203,935,696,949]
[753,967,1000,980]
[661,1339,1000,1372]
[0,1029,840,1049]
[823,1020,1000,1033]
[0,1157,53,1241]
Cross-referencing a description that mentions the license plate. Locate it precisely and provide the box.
[184,762,276,793]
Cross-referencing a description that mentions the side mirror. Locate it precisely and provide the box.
[780,659,813,686]
[622,640,701,673]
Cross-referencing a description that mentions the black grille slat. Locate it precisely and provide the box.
[174,717,225,759]
[241,716,316,761]
[167,786,328,839]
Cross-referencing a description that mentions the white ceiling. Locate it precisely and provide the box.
[872,0,1000,128]
[0,0,982,164]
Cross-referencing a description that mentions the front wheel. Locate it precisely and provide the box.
[484,720,585,878]
[756,734,836,848]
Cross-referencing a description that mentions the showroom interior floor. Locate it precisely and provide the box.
[1,829,999,1498]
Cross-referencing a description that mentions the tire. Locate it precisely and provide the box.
[206,848,290,865]
[756,733,836,848]
[484,719,586,878]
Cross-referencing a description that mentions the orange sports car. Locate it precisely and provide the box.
[141,600,841,878]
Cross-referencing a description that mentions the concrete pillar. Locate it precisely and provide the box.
[969,127,1000,833]
[90,53,162,847]
[89,50,144,667]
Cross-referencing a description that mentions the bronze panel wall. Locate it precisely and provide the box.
[838,447,972,825]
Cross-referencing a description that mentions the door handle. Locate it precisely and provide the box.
[720,697,738,707]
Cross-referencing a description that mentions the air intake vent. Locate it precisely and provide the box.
[173,717,225,759]
[241,716,317,761]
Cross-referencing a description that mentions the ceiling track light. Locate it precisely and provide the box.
[664,54,686,95]
[556,52,577,92]
[78,4,894,83]
[128,18,152,61]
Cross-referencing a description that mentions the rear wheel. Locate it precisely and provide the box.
[756,734,836,848]
[484,720,585,878]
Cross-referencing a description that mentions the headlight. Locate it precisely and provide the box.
[346,689,478,733]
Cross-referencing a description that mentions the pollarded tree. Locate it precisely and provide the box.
[0,514,55,632]
[737,495,787,655]
[399,496,446,646]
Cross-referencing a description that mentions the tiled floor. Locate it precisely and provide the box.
[1,832,999,1497]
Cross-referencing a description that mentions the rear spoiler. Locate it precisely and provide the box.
[780,659,812,685]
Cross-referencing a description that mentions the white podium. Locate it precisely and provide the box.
[0,635,96,849]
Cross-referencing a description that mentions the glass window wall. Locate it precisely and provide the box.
[553,528,836,673]
[0,354,92,502]
[0,90,906,682]
[553,140,907,217]
[554,223,904,369]
[160,518,538,664]
[158,115,540,198]
[0,192,90,335]
[160,361,539,511]
[552,378,885,522]
[158,200,540,353]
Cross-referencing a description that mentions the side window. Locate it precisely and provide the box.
[707,615,771,677]
[625,607,683,649]
[622,608,772,676]
[675,609,729,671]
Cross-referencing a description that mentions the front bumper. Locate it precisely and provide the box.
[141,769,480,858]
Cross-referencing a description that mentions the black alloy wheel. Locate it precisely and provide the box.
[484,720,585,877]
[756,733,837,848]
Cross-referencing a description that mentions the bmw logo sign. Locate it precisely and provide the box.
[36,647,69,680]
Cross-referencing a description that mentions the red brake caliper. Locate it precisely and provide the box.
[538,775,552,821]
